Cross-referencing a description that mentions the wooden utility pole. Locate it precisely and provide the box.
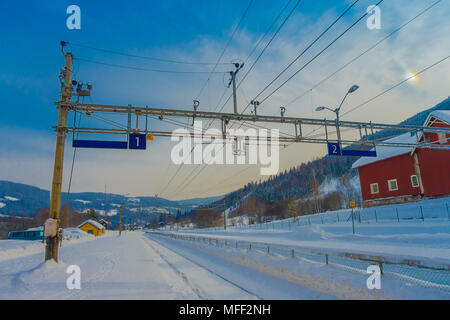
[119,204,123,236]
[223,199,226,230]
[45,44,73,262]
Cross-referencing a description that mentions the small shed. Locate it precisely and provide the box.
[77,219,105,236]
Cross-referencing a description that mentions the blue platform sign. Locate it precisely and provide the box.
[327,142,341,156]
[328,142,377,157]
[129,133,146,150]
[73,139,128,149]
[342,149,377,157]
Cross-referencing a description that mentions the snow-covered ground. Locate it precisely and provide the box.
[149,232,449,299]
[0,228,108,262]
[0,232,267,299]
[171,220,450,268]
[0,229,447,299]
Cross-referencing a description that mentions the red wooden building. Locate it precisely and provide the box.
[352,110,450,207]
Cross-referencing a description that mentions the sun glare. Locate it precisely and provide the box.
[405,71,420,83]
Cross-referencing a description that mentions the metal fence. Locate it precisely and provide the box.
[150,231,450,295]
[176,201,450,233]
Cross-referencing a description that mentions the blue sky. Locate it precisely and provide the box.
[0,0,449,199]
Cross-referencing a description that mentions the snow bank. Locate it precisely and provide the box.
[4,196,19,201]
[73,199,91,205]
[0,228,99,262]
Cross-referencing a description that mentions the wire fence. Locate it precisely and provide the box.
[175,200,450,233]
[150,231,450,295]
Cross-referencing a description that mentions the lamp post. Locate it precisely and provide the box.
[315,85,359,148]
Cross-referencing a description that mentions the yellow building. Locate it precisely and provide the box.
[77,219,105,236]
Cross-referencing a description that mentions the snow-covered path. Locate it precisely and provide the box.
[0,232,258,299]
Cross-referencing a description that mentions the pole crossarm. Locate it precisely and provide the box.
[59,101,450,135]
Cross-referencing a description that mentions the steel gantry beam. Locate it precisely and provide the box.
[59,101,450,134]
[58,101,450,148]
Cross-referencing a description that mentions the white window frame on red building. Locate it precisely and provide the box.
[388,179,398,191]
[370,183,379,194]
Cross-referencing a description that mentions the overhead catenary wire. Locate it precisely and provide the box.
[342,54,450,117]
[234,0,364,131]
[217,0,302,116]
[74,58,229,74]
[256,0,384,106]
[160,0,255,196]
[194,0,255,101]
[171,0,365,197]
[65,41,234,66]
[243,0,362,114]
[285,0,442,107]
[173,0,304,197]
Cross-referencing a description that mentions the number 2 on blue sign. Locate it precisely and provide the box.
[328,142,340,156]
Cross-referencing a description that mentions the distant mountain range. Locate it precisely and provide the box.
[0,180,223,219]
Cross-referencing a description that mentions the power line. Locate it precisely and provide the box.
[161,0,255,195]
[217,0,302,115]
[242,0,362,113]
[172,0,358,196]
[74,57,229,74]
[195,0,255,101]
[65,41,233,66]
[179,0,303,192]
[285,0,442,107]
[342,54,450,117]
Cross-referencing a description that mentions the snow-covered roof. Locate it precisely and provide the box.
[425,110,450,126]
[27,226,44,231]
[352,132,417,169]
[352,109,449,169]
[77,219,105,230]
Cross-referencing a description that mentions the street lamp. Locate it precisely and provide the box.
[315,85,359,146]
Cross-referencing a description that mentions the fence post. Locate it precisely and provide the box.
[374,209,378,223]
[308,217,311,225]
[351,208,355,234]
[292,249,295,258]
[337,213,340,222]
[420,206,425,221]
[325,254,329,265]
[379,262,383,275]
[267,246,270,254]
[396,208,400,222]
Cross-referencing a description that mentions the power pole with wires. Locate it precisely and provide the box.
[228,63,244,114]
[223,199,227,230]
[119,204,123,236]
[45,44,73,262]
